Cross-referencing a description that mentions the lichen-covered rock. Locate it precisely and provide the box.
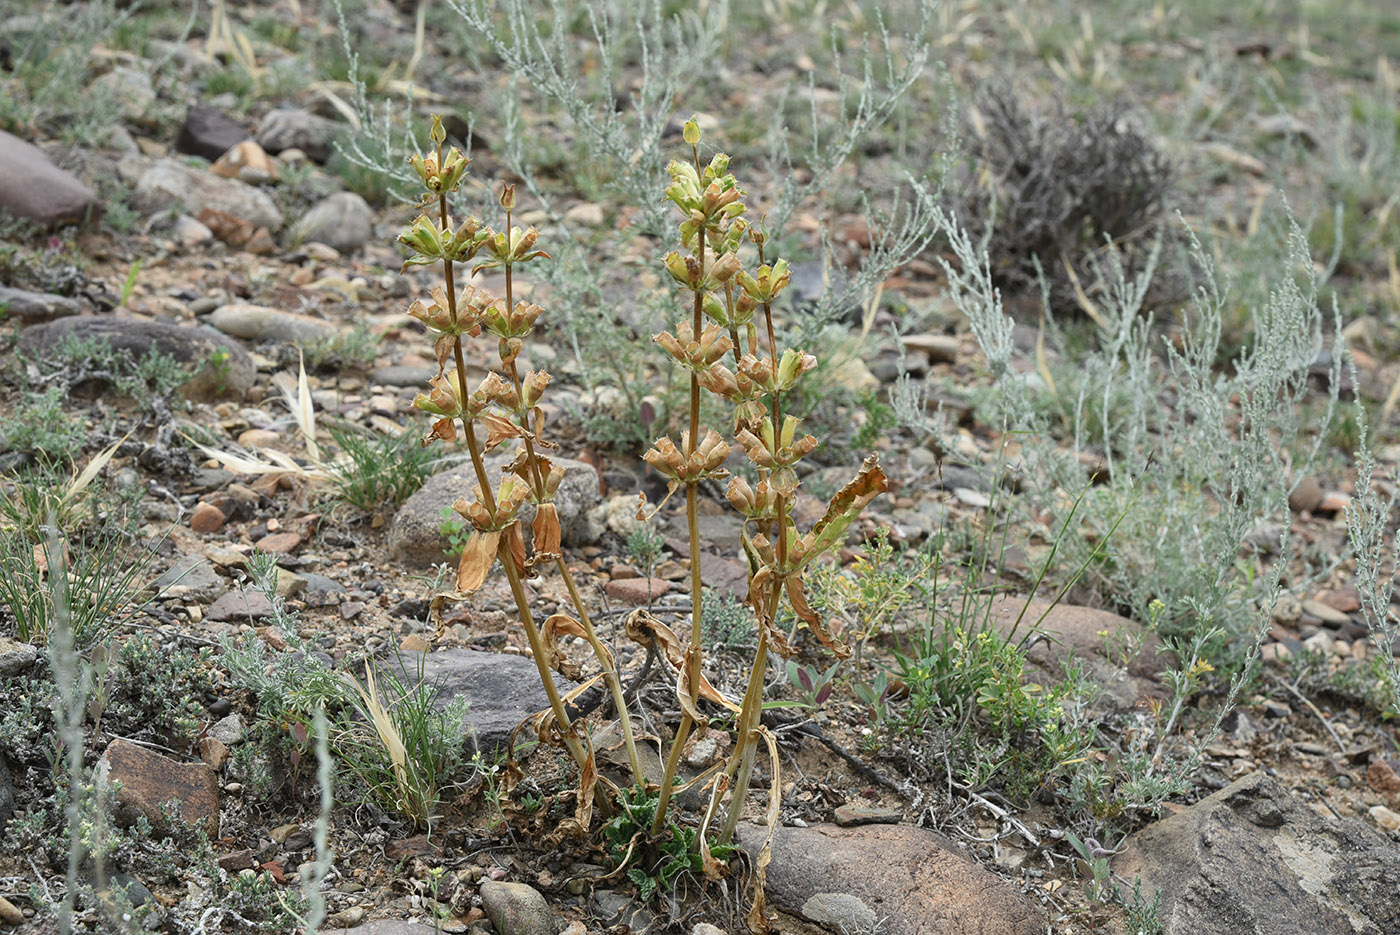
[1116,771,1400,935]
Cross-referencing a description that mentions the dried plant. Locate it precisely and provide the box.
[399,116,644,805]
[636,119,887,928]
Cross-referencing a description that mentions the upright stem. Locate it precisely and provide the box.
[502,247,645,790]
[653,141,708,833]
[437,180,589,775]
[722,272,789,843]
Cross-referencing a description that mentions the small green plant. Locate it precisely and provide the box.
[851,387,897,450]
[303,321,382,370]
[1124,878,1164,935]
[626,524,665,577]
[0,520,156,648]
[438,505,471,558]
[118,259,141,306]
[0,386,87,462]
[785,659,840,709]
[602,785,736,904]
[1065,830,1120,907]
[701,592,756,652]
[326,422,438,514]
[208,347,233,396]
[339,654,471,829]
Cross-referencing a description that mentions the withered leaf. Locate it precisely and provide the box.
[455,529,500,593]
[532,502,561,559]
[786,575,850,658]
[803,454,888,564]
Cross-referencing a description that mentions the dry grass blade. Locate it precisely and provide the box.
[348,664,409,791]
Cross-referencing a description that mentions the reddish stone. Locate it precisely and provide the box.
[603,577,671,605]
[1319,587,1362,614]
[100,738,219,837]
[1368,759,1400,807]
[254,531,301,554]
[197,736,229,771]
[189,502,227,534]
[257,861,286,884]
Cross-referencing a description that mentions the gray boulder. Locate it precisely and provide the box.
[0,286,84,324]
[389,452,601,565]
[257,108,342,163]
[480,881,555,935]
[290,192,373,252]
[205,303,339,344]
[0,129,100,227]
[384,649,599,754]
[17,317,257,401]
[1116,771,1400,935]
[133,159,282,230]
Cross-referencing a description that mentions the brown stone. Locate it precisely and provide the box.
[736,822,1042,935]
[197,736,229,771]
[217,849,255,873]
[189,502,227,534]
[1317,491,1351,513]
[385,834,442,860]
[1318,586,1362,613]
[400,634,430,653]
[698,553,747,599]
[0,130,100,227]
[1288,476,1325,513]
[1367,759,1400,807]
[987,598,1166,711]
[603,577,671,605]
[0,894,22,927]
[100,738,219,837]
[254,532,301,554]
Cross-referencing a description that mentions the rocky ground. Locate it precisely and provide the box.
[2,2,1400,935]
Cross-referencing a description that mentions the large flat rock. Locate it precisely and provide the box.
[736,821,1043,935]
[385,649,600,754]
[1116,771,1400,935]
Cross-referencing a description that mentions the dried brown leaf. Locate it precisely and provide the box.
[455,529,500,593]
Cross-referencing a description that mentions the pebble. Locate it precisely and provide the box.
[602,577,672,604]
[326,906,366,928]
[1369,805,1400,831]
[1289,476,1324,513]
[1301,599,1351,627]
[189,502,227,534]
[255,532,302,554]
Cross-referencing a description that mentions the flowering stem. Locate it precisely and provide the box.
[435,166,589,777]
[652,140,710,834]
[501,237,644,791]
